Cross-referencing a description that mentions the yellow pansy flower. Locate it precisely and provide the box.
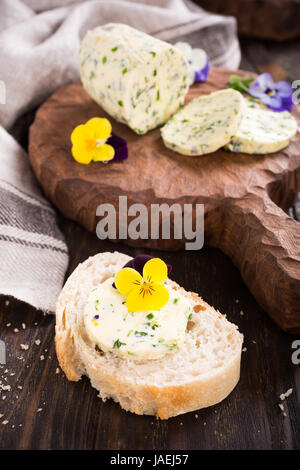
[71,117,115,164]
[115,258,169,312]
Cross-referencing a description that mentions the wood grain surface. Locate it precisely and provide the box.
[195,0,300,41]
[0,38,299,451]
[28,67,300,333]
[0,222,299,450]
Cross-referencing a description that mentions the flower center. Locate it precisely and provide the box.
[85,139,97,151]
[266,88,275,96]
[139,281,154,298]
[96,138,107,147]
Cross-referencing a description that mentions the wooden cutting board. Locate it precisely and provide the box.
[29,67,300,333]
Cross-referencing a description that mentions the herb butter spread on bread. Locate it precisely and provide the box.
[55,252,243,419]
[84,277,191,360]
[225,98,297,154]
[161,89,244,156]
[79,23,190,135]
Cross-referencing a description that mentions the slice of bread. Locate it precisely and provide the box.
[55,252,243,419]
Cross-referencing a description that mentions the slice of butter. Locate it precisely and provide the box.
[161,89,244,156]
[79,23,190,135]
[225,98,298,154]
[84,278,192,360]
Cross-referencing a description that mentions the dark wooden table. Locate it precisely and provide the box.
[0,38,299,450]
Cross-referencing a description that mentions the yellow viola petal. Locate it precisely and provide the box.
[71,124,90,145]
[93,144,115,162]
[71,144,93,164]
[86,117,112,141]
[126,283,169,312]
[143,258,168,284]
[115,267,142,297]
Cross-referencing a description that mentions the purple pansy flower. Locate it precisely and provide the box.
[194,57,210,83]
[113,255,172,289]
[175,42,210,85]
[106,133,128,162]
[248,73,294,112]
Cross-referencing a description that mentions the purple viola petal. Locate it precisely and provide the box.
[124,254,172,276]
[248,82,267,99]
[275,81,293,98]
[106,133,128,161]
[112,254,172,289]
[249,73,294,112]
[255,72,274,92]
[280,95,294,112]
[266,95,294,112]
[194,59,210,83]
[262,93,282,109]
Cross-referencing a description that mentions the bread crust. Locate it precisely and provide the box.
[55,251,243,419]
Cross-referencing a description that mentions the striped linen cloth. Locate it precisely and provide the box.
[0,0,240,313]
[0,127,68,312]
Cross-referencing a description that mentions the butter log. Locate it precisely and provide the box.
[79,23,190,135]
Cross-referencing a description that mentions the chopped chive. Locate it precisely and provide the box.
[102,56,107,64]
[118,100,124,107]
[113,339,126,349]
[111,46,118,52]
[146,313,154,319]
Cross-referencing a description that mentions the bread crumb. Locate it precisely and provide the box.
[6,323,11,327]
[40,355,44,361]
[14,328,19,333]
[37,408,43,413]
[35,340,41,346]
[0,414,3,418]
[22,323,26,330]
[17,386,22,390]
[56,368,60,374]
[242,347,247,352]
[5,300,10,306]
[280,388,293,401]
[235,299,239,303]
[252,340,256,344]
[180,422,183,426]
[20,344,29,351]
[195,414,198,419]
[240,310,244,316]
[2,420,8,425]
[278,403,284,412]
